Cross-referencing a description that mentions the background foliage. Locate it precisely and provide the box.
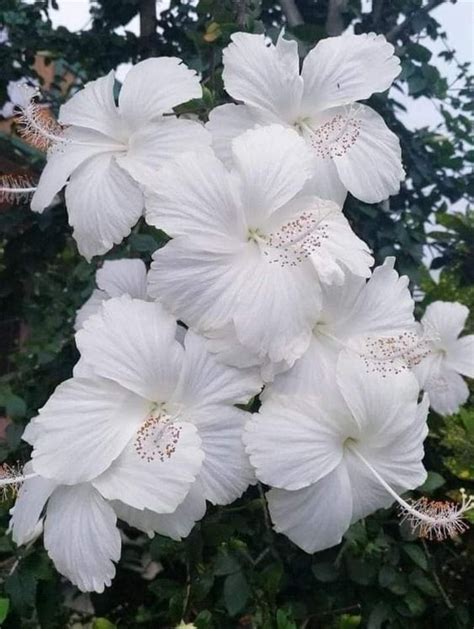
[0,0,473,627]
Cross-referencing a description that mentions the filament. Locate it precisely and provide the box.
[0,175,37,204]
[0,464,37,499]
[350,447,473,541]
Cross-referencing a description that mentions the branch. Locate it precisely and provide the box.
[139,0,157,56]
[325,0,347,36]
[386,0,445,43]
[279,0,304,27]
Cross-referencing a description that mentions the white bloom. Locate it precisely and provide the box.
[75,258,148,329]
[10,463,121,593]
[208,32,404,205]
[146,124,373,367]
[414,301,474,415]
[266,257,420,394]
[30,297,260,518]
[244,352,428,553]
[30,59,210,260]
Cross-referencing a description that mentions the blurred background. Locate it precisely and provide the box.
[0,1,473,627]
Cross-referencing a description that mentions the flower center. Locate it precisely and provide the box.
[134,403,182,463]
[357,331,433,376]
[296,108,361,159]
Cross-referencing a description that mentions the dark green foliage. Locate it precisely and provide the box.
[0,0,472,626]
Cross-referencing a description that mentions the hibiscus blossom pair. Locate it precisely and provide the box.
[11,298,261,591]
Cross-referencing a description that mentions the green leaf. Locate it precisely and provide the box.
[223,571,250,616]
[0,598,10,624]
[213,552,240,576]
[276,609,297,629]
[409,569,439,596]
[93,619,116,629]
[403,590,426,616]
[338,614,362,628]
[402,544,428,571]
[367,602,392,629]
[419,471,446,494]
[5,567,37,614]
[378,565,398,588]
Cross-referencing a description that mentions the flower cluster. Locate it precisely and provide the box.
[3,31,473,593]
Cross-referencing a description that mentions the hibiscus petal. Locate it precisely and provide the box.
[118,117,211,185]
[30,128,118,213]
[346,394,428,523]
[331,104,404,203]
[59,71,124,141]
[32,377,148,484]
[301,33,400,114]
[96,258,148,299]
[44,484,121,593]
[10,463,57,546]
[336,350,420,442]
[65,152,144,260]
[118,57,202,126]
[74,289,108,331]
[267,464,353,553]
[92,421,203,513]
[76,297,183,402]
[172,330,261,409]
[445,335,474,378]
[425,368,469,416]
[244,395,347,490]
[113,479,207,540]
[148,235,250,332]
[422,301,469,345]
[184,406,255,505]
[232,125,313,226]
[222,32,303,122]
[144,149,246,239]
[206,103,260,167]
[303,153,348,206]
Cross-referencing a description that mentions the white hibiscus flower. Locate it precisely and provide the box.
[146,124,373,368]
[9,463,120,593]
[30,58,210,260]
[266,257,421,394]
[244,352,432,553]
[75,258,148,330]
[28,297,261,520]
[414,301,474,415]
[207,31,404,205]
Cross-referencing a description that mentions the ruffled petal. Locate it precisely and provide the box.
[118,58,202,127]
[148,236,251,332]
[96,258,148,299]
[267,464,353,553]
[232,125,313,226]
[303,153,347,206]
[10,463,57,546]
[445,335,474,378]
[76,297,183,402]
[206,103,260,167]
[44,484,121,593]
[346,394,429,523]
[301,33,400,115]
[422,301,469,345]
[118,117,211,185]
[92,421,203,513]
[244,395,347,490]
[172,330,261,409]
[74,289,108,331]
[425,368,469,416]
[59,71,124,141]
[330,104,404,203]
[144,149,246,240]
[30,127,119,213]
[336,351,420,442]
[185,406,254,505]
[65,152,144,260]
[32,377,148,484]
[222,32,303,122]
[113,479,207,540]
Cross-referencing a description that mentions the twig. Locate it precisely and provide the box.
[421,539,454,610]
[326,0,347,36]
[386,0,445,43]
[279,0,304,27]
